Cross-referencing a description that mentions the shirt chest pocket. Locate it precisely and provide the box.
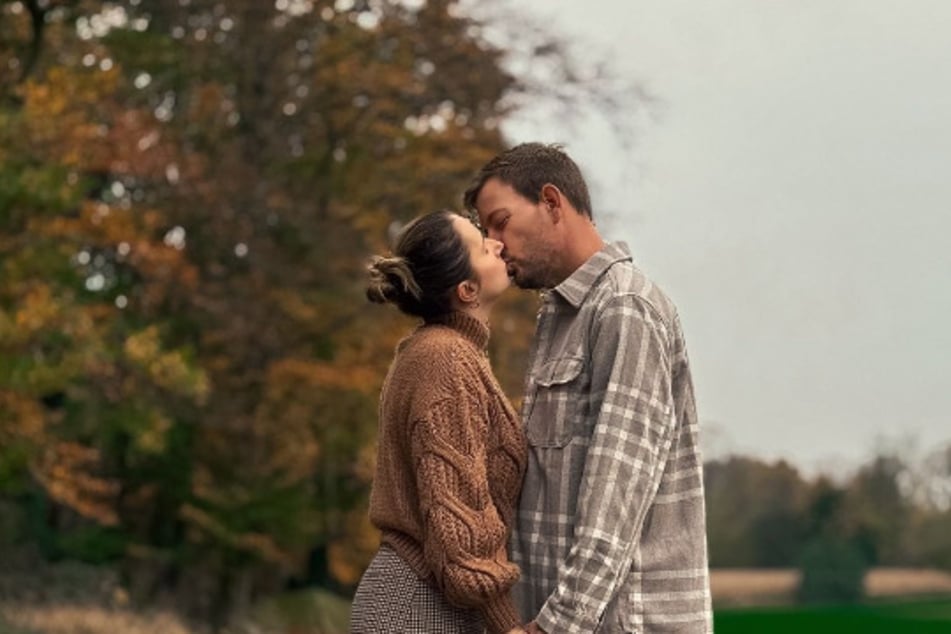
[526,355,587,448]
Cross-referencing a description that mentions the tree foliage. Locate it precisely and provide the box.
[1,0,549,621]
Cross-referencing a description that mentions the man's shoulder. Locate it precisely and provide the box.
[590,258,679,328]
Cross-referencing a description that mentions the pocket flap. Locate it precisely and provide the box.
[535,356,584,387]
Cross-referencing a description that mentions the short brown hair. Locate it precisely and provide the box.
[463,143,592,219]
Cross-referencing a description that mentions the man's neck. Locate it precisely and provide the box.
[558,223,605,283]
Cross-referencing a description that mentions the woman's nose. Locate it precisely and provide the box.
[488,238,504,255]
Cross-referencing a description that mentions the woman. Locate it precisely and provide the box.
[350,211,528,634]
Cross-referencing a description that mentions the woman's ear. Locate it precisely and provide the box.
[455,279,481,305]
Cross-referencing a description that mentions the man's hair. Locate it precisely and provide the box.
[463,143,593,219]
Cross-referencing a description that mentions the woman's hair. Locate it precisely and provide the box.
[366,211,473,319]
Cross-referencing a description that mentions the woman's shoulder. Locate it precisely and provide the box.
[394,326,483,385]
[402,323,475,358]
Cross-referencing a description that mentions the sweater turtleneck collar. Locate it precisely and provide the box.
[426,311,490,350]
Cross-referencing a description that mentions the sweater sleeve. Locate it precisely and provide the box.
[410,396,521,634]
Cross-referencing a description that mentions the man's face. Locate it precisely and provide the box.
[474,177,561,290]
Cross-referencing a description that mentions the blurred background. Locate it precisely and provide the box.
[1,1,949,632]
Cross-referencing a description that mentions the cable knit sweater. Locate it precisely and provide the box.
[368,311,528,634]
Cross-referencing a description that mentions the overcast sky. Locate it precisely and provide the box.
[497,0,951,474]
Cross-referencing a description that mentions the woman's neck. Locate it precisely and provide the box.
[460,302,493,326]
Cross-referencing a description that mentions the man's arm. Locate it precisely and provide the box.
[536,294,676,633]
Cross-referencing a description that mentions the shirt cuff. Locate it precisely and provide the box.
[537,597,599,634]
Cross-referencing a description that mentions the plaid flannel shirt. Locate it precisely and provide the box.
[511,242,712,633]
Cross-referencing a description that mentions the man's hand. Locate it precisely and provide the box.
[524,621,547,634]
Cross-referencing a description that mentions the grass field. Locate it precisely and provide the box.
[714,598,951,633]
[5,599,951,634]
[2,567,950,633]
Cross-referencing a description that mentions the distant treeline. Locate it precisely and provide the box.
[705,451,951,571]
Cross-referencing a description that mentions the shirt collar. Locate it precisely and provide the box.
[551,241,633,308]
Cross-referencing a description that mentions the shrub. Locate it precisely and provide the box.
[797,536,868,604]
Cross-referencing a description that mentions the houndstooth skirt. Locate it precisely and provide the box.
[350,546,484,633]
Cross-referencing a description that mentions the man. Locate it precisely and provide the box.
[464,143,712,633]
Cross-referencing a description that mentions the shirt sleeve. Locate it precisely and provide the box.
[410,395,522,634]
[536,294,677,633]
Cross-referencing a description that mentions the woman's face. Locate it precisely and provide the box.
[452,215,510,305]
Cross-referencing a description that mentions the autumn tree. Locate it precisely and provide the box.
[2,0,612,623]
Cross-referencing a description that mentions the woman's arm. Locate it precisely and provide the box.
[410,395,521,634]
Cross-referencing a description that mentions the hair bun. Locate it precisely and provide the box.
[366,255,422,305]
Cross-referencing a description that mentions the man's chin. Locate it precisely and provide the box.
[512,274,543,291]
[509,264,541,290]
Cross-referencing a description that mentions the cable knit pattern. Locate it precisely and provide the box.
[368,311,528,634]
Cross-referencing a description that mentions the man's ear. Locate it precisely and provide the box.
[455,279,480,305]
[540,183,563,223]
